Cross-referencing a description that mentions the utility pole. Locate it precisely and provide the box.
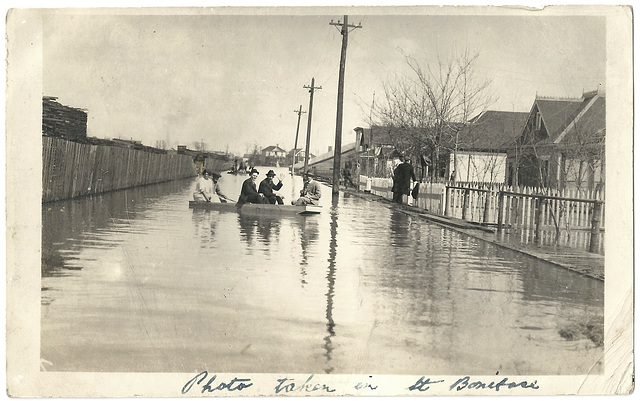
[303,77,322,174]
[292,105,306,174]
[330,15,361,194]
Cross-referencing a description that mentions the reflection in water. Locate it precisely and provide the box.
[323,195,339,374]
[296,216,319,286]
[42,179,193,277]
[237,215,282,253]
[191,209,219,246]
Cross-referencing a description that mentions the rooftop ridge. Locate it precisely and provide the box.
[535,94,583,102]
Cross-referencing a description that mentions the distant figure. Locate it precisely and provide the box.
[193,170,215,202]
[259,170,284,205]
[293,172,321,206]
[211,171,232,203]
[392,156,416,203]
[238,168,267,205]
[342,163,356,189]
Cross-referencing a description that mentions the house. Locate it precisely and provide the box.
[508,87,605,191]
[293,143,356,177]
[354,126,409,178]
[287,148,315,166]
[261,145,287,158]
[447,110,529,183]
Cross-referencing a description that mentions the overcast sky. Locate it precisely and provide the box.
[43,9,606,156]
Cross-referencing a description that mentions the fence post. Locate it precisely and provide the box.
[534,197,543,245]
[462,188,470,220]
[483,190,491,223]
[444,186,450,216]
[589,201,603,253]
[497,191,505,232]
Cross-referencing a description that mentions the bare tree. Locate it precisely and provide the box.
[373,44,495,181]
[193,139,208,152]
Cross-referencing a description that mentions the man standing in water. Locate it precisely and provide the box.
[292,172,321,206]
[392,156,416,203]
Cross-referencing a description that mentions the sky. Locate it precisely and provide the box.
[42,8,606,157]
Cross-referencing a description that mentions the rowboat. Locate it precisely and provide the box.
[189,201,322,215]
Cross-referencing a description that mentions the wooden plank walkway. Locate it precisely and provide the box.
[343,188,604,281]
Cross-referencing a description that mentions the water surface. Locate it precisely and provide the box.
[42,167,604,374]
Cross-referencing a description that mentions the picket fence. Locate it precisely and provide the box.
[358,176,605,254]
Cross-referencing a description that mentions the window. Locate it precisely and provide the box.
[535,112,542,130]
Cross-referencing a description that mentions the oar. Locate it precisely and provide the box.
[201,191,211,202]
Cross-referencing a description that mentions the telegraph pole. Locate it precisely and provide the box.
[330,15,361,194]
[291,105,306,174]
[303,77,322,174]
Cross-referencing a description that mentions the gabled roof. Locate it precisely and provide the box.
[555,95,605,145]
[535,99,584,142]
[262,145,286,153]
[533,89,605,144]
[459,110,529,151]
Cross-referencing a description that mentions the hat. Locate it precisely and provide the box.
[211,172,222,179]
[266,170,276,177]
[249,168,260,176]
[202,169,211,176]
[304,171,314,177]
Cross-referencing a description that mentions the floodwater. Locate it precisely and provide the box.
[41,167,604,375]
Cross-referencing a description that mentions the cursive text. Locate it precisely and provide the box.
[182,371,253,394]
[274,375,336,394]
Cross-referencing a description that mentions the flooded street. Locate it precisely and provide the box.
[41,167,603,375]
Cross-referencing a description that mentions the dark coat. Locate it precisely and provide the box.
[258,177,284,204]
[238,178,265,205]
[392,162,416,195]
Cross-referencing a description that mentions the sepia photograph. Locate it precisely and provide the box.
[5,2,633,397]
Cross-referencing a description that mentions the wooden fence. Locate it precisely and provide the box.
[358,176,605,254]
[43,136,198,203]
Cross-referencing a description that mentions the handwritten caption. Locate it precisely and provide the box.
[182,371,540,395]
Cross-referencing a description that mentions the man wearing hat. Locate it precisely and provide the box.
[392,156,416,203]
[211,171,232,203]
[292,171,322,206]
[238,168,268,205]
[258,169,284,205]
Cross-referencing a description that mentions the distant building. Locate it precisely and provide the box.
[294,143,357,178]
[260,145,288,167]
[261,145,287,158]
[287,148,315,166]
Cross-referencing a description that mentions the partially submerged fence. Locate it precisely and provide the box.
[43,136,198,203]
[358,175,605,254]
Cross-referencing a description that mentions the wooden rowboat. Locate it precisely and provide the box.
[189,201,322,215]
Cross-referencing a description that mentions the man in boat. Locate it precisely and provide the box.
[258,169,284,205]
[238,168,268,206]
[211,171,233,203]
[292,172,321,206]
